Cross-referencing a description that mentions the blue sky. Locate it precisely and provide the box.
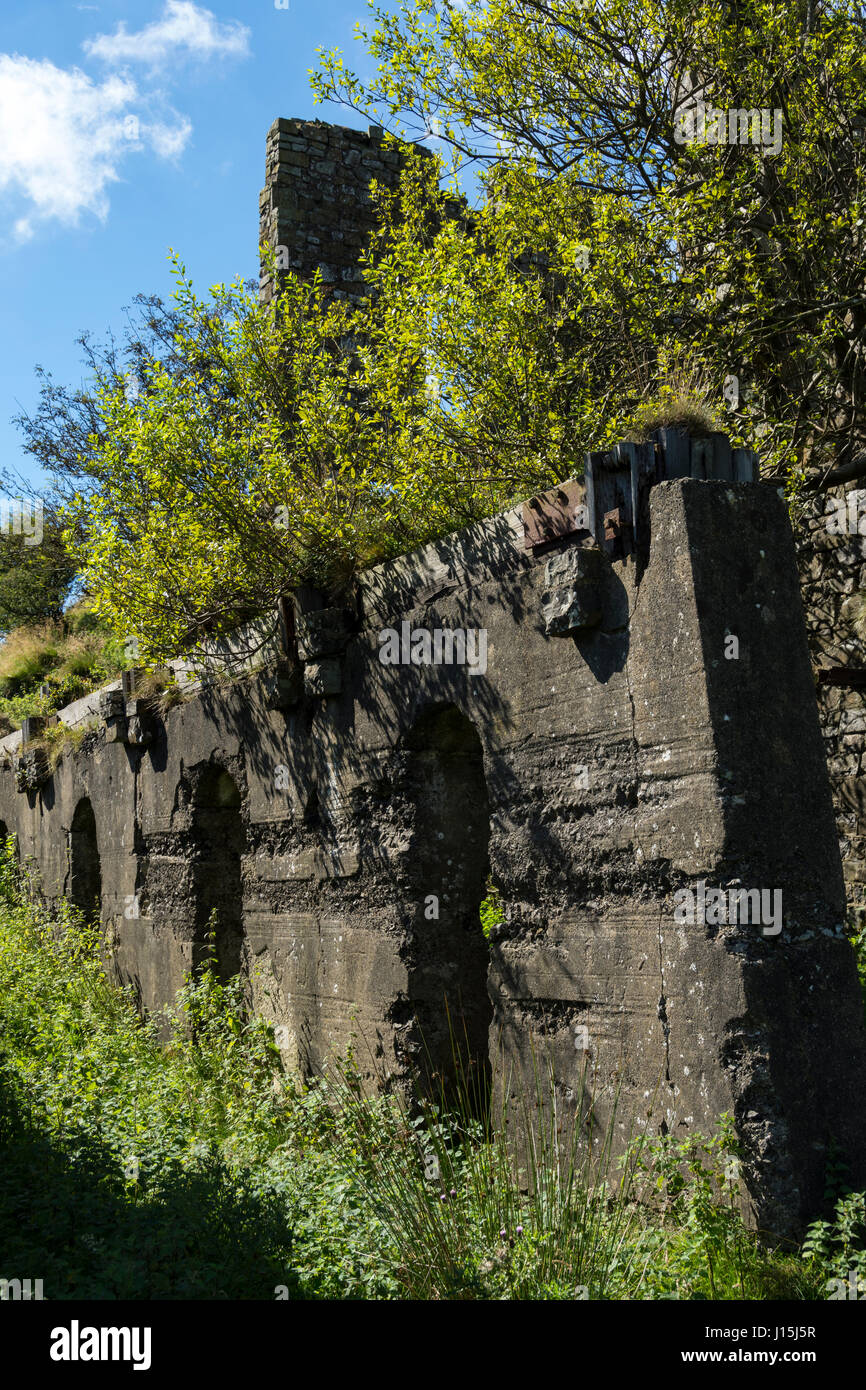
[0,0,389,491]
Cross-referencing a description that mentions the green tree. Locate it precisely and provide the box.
[56,247,569,662]
[313,0,866,489]
[0,513,76,634]
[20,1,866,655]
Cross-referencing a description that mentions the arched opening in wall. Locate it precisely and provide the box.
[69,798,101,922]
[401,705,494,1115]
[191,765,245,984]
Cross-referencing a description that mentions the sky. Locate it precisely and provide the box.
[0,0,391,492]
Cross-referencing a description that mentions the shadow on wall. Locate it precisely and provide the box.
[191,764,246,984]
[396,704,495,1115]
[69,799,101,923]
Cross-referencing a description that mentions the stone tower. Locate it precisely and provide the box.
[258,117,416,303]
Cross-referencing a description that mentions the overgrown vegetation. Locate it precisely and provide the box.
[315,0,866,495]
[0,841,860,1300]
[0,511,76,635]
[479,879,505,939]
[10,1,866,657]
[0,601,127,731]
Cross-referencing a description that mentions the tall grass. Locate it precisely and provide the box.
[311,1032,654,1299]
[0,602,127,725]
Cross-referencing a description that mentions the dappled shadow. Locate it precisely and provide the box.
[0,1071,303,1300]
[396,704,494,1113]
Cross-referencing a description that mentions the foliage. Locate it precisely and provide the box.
[43,215,613,661]
[0,603,127,728]
[626,1120,759,1298]
[0,512,77,635]
[0,849,355,1298]
[801,1128,866,1292]
[29,243,529,659]
[311,1033,667,1299]
[50,160,725,660]
[9,2,866,654]
[0,840,844,1300]
[314,0,866,492]
[479,878,504,939]
[0,622,62,695]
[802,1190,866,1287]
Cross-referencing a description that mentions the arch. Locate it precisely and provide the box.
[400,704,494,1110]
[69,798,101,921]
[191,764,245,982]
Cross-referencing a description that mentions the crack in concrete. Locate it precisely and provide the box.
[624,575,673,1106]
[656,901,672,1089]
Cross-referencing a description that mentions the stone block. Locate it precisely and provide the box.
[296,606,350,661]
[304,659,341,697]
[541,586,603,636]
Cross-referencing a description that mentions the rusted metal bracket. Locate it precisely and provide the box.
[580,430,759,560]
[522,480,589,549]
[603,507,633,548]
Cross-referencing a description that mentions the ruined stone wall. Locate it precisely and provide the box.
[1,118,860,1241]
[2,467,864,1239]
[257,114,866,932]
[258,117,417,303]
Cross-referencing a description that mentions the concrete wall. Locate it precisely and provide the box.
[796,484,866,920]
[254,113,866,932]
[1,471,864,1239]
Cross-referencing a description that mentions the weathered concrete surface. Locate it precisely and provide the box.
[0,478,863,1238]
[796,485,866,918]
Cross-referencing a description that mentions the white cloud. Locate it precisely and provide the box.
[0,55,191,240]
[147,117,193,159]
[84,1,250,67]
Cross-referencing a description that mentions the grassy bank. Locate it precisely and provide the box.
[0,604,127,733]
[0,845,861,1300]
